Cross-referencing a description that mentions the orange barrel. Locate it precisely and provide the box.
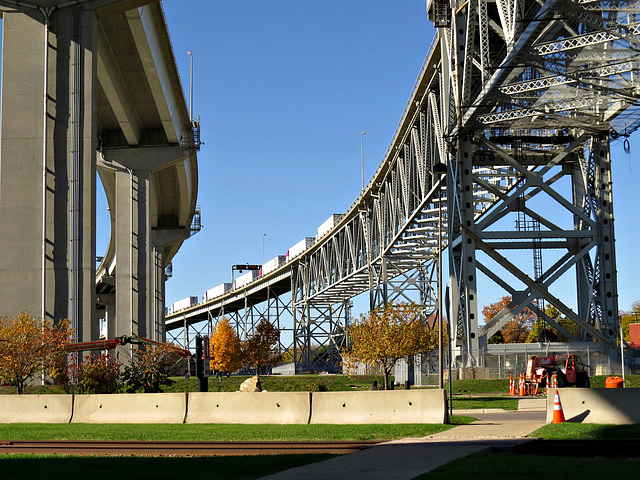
[605,376,624,388]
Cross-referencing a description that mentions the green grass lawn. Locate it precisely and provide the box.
[531,422,640,439]
[0,420,472,479]
[0,420,472,442]
[4,374,638,395]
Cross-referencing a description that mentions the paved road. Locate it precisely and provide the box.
[260,409,547,480]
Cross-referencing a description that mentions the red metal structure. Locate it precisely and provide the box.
[525,354,590,388]
[65,335,191,358]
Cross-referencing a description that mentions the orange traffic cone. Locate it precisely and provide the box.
[552,389,566,423]
[519,373,527,396]
[509,374,517,396]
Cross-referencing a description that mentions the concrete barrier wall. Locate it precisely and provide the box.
[0,395,73,423]
[310,390,447,424]
[546,388,640,424]
[0,390,447,424]
[186,392,311,424]
[72,393,187,424]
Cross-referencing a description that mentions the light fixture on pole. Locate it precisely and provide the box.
[262,233,266,266]
[187,51,193,119]
[361,131,366,191]
[432,162,448,390]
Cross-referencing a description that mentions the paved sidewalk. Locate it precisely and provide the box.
[260,406,546,480]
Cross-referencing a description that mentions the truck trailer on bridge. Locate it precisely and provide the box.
[286,237,315,261]
[262,255,286,276]
[203,283,232,302]
[169,296,199,314]
[234,270,259,289]
[316,214,341,240]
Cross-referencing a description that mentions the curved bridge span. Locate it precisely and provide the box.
[170,0,640,372]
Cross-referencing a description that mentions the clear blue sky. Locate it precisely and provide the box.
[158,1,640,316]
[0,1,638,322]
[158,1,438,312]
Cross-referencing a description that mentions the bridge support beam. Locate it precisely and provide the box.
[0,7,98,340]
[99,146,187,360]
[448,135,480,367]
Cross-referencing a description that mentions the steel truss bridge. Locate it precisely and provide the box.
[167,0,640,372]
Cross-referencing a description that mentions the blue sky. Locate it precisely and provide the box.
[157,1,640,316]
[157,1,437,312]
[1,1,638,323]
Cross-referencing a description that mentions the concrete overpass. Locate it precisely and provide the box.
[0,0,198,356]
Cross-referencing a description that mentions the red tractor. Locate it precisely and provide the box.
[525,354,590,388]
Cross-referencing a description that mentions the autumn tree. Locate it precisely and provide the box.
[482,296,536,343]
[210,317,242,376]
[243,318,282,374]
[121,344,175,393]
[344,303,438,390]
[0,313,73,394]
[525,304,580,343]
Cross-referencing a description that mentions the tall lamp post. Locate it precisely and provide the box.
[187,51,193,119]
[262,233,266,266]
[361,131,366,191]
[433,162,448,390]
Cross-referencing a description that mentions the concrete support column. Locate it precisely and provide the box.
[100,145,187,357]
[0,7,97,340]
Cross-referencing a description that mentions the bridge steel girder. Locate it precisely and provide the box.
[429,0,638,365]
[168,0,638,371]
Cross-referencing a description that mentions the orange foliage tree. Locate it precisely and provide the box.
[344,303,438,390]
[243,318,282,374]
[210,317,242,375]
[482,295,537,343]
[0,312,73,394]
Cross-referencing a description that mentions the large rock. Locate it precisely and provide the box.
[239,375,262,392]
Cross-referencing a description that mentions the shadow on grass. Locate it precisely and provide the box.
[414,452,640,480]
[0,454,338,480]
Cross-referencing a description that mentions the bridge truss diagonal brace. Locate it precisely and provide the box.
[450,131,620,361]
[292,263,351,374]
[368,256,440,326]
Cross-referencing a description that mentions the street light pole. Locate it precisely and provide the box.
[187,51,193,119]
[361,131,366,191]
[262,233,266,265]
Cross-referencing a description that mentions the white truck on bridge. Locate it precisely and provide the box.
[286,237,315,261]
[169,296,198,314]
[203,283,232,301]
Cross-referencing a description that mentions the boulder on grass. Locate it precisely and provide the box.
[239,375,262,392]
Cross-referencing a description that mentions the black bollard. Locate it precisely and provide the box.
[372,380,378,390]
[198,376,208,392]
[405,380,411,390]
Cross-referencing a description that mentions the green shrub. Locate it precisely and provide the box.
[77,353,121,394]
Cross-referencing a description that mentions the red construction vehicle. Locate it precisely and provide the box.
[65,335,191,358]
[525,354,590,388]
